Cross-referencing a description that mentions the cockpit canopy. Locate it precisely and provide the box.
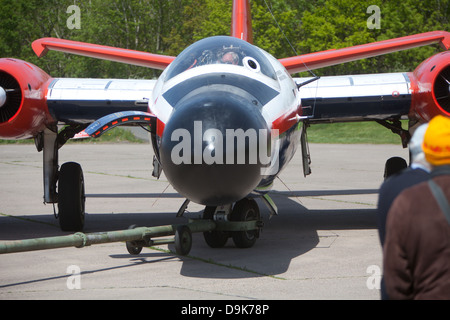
[165,36,277,81]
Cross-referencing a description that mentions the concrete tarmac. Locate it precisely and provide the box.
[0,142,408,300]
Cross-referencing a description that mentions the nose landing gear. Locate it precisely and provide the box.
[202,198,262,249]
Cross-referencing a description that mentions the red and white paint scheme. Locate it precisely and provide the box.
[0,1,448,249]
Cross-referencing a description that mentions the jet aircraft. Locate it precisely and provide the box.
[0,0,449,250]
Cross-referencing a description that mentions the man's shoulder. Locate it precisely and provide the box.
[380,168,429,191]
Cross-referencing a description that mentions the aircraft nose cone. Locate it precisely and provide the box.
[160,91,269,206]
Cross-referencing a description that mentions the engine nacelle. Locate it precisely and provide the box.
[409,51,450,122]
[0,58,54,139]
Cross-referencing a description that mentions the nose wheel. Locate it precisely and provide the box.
[203,206,229,248]
[202,198,261,249]
[230,198,260,248]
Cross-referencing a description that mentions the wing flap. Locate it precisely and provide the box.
[281,31,450,74]
[46,78,156,123]
[296,73,412,122]
[32,38,175,70]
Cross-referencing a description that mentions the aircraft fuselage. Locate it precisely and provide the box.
[149,36,302,206]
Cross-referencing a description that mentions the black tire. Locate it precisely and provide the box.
[58,162,85,231]
[384,157,407,179]
[175,225,192,256]
[126,241,143,255]
[230,198,260,248]
[126,225,143,255]
[202,206,229,248]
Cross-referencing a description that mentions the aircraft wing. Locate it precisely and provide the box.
[294,73,412,123]
[32,38,175,70]
[3,30,449,142]
[46,78,156,123]
[46,77,160,140]
[34,32,450,74]
[0,56,159,139]
[280,31,450,74]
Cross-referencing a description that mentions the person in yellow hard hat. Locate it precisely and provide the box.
[422,116,450,165]
[383,115,450,299]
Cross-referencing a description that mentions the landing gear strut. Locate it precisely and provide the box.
[203,206,229,248]
[38,125,87,232]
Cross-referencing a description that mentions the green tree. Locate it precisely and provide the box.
[374,0,450,73]
[251,0,301,58]
[164,0,232,56]
[0,0,447,79]
[293,0,449,75]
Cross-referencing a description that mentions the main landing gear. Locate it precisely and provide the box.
[35,126,266,252]
[58,162,85,231]
[37,126,87,232]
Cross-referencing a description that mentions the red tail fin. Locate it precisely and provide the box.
[231,0,253,43]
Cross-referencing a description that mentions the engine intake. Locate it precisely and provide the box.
[0,58,53,139]
[0,71,22,123]
[434,65,450,113]
[410,51,450,122]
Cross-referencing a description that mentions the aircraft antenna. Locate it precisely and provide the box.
[263,0,318,78]
[276,176,304,205]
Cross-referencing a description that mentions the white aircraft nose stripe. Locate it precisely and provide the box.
[162,73,279,108]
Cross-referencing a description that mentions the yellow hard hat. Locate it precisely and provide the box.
[422,115,450,166]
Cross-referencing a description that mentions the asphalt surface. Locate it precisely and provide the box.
[0,141,408,300]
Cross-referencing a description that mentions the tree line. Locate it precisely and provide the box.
[0,0,448,79]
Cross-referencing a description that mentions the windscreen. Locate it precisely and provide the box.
[165,36,277,81]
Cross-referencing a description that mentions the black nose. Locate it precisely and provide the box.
[160,91,269,206]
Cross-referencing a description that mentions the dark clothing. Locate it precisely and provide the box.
[378,167,430,246]
[383,167,450,299]
[377,166,430,300]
